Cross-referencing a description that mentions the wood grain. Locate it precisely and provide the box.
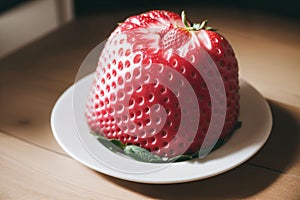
[0,131,146,200]
[0,6,300,199]
[1,131,299,200]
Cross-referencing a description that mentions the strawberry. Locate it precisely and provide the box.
[86,10,239,159]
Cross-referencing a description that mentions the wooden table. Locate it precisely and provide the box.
[1,7,299,199]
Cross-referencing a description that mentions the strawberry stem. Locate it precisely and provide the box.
[181,11,217,31]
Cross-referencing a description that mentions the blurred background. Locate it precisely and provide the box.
[0,0,299,59]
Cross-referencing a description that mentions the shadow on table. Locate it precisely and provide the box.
[99,100,299,199]
[248,100,300,173]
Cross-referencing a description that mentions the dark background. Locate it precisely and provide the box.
[74,0,300,20]
[1,0,299,20]
[0,0,28,12]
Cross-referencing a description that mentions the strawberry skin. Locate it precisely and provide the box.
[86,10,239,158]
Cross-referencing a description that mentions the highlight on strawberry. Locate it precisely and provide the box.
[85,10,240,163]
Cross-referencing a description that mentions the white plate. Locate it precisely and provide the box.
[51,74,272,184]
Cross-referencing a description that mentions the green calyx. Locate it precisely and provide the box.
[91,121,242,163]
[92,133,192,163]
[181,11,217,32]
[93,133,224,163]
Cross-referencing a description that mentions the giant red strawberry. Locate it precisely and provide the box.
[86,10,239,158]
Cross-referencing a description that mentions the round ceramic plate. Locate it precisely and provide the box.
[51,74,272,184]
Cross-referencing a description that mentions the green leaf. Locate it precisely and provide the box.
[199,20,208,29]
[205,26,218,31]
[95,134,124,153]
[110,139,126,149]
[168,154,193,162]
[181,11,190,28]
[192,23,201,30]
[124,145,163,163]
[91,121,242,162]
[91,122,242,162]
